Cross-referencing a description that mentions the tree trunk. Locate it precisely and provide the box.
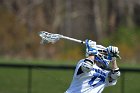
[93,0,103,42]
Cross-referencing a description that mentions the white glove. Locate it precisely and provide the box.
[107,46,119,54]
[86,40,96,48]
[107,46,119,59]
[85,39,98,57]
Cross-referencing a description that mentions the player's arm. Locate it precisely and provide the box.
[108,59,121,82]
[106,46,121,86]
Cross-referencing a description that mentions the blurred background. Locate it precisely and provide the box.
[0,0,140,93]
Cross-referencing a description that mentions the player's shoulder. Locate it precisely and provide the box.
[78,58,93,63]
[75,59,85,67]
[77,58,92,65]
[77,59,85,64]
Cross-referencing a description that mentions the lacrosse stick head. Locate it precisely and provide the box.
[38,31,61,44]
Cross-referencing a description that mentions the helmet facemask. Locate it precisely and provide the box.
[94,53,111,69]
[85,39,112,68]
[86,44,112,69]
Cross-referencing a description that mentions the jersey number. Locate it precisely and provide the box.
[88,73,105,87]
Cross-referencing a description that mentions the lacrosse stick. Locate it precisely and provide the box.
[38,31,121,59]
[38,31,85,44]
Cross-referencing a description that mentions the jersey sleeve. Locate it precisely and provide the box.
[105,70,119,87]
[74,59,94,77]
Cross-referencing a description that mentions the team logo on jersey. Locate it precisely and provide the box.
[89,68,106,87]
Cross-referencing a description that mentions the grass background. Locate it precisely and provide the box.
[0,58,140,93]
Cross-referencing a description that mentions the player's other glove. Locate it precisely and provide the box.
[107,46,119,54]
[107,46,119,60]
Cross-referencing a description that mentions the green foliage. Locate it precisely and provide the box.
[113,26,139,46]
[0,7,29,56]
[56,41,85,60]
[0,1,139,62]
[102,26,140,62]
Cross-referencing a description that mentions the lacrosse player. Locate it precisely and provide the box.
[65,39,121,93]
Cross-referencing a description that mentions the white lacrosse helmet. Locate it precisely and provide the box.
[85,39,112,68]
[85,39,106,57]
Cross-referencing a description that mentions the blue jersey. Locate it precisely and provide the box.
[65,59,117,93]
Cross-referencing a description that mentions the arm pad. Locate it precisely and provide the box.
[110,68,121,79]
[111,71,121,79]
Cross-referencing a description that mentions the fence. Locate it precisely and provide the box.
[0,63,140,93]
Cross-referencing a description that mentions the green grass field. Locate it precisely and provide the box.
[0,58,140,93]
[0,67,73,93]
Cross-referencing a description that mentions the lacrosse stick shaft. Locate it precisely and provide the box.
[61,35,121,59]
[61,35,85,44]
